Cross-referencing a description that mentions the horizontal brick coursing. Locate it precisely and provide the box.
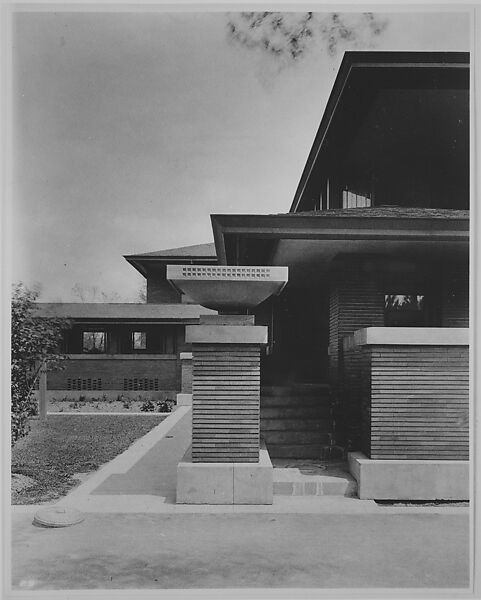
[344,344,469,460]
[47,358,180,391]
[192,344,260,463]
[329,256,469,447]
[329,257,384,445]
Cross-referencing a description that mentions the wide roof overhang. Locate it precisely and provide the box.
[211,211,469,285]
[290,51,469,212]
[125,253,217,278]
[34,302,216,324]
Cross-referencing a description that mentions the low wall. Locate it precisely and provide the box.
[348,452,469,500]
[342,328,469,461]
[46,354,180,393]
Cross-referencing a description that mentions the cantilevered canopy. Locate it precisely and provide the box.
[211,208,469,285]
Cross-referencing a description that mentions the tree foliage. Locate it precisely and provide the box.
[11,283,70,445]
[227,12,388,62]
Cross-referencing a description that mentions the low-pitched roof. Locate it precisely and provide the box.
[276,207,470,219]
[124,243,217,276]
[34,302,216,322]
[125,243,216,259]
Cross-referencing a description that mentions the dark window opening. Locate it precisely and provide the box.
[384,294,425,327]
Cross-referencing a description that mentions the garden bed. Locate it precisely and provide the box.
[11,414,166,505]
[47,393,175,414]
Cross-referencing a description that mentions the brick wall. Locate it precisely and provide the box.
[343,343,469,460]
[146,265,181,303]
[340,342,371,450]
[328,256,384,391]
[47,357,180,391]
[328,255,469,448]
[192,344,260,463]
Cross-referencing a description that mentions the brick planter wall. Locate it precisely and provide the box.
[342,330,469,460]
[47,356,180,392]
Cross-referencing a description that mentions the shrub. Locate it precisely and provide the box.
[140,399,155,412]
[11,283,70,445]
[156,399,174,413]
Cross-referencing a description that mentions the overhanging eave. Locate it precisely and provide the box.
[211,212,469,266]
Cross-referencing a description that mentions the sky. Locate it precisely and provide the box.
[11,8,470,302]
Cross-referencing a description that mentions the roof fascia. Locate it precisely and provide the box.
[211,215,228,265]
[124,255,217,276]
[64,318,203,325]
[211,213,469,246]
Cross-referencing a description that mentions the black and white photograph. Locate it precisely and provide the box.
[3,2,475,596]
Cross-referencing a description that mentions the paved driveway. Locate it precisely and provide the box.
[12,511,470,590]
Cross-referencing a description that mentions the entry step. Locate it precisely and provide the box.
[272,460,357,497]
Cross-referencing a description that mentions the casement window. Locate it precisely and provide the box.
[82,331,106,353]
[127,327,175,353]
[342,188,372,208]
[384,294,425,327]
[132,331,147,351]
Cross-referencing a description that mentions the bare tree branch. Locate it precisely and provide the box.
[226,12,388,63]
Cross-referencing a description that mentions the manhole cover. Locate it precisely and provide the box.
[33,506,84,528]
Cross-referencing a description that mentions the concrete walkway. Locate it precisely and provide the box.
[91,407,191,501]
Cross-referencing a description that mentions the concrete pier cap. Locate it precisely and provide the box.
[166,264,288,312]
[167,264,288,504]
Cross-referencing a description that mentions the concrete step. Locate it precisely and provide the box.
[261,385,330,397]
[262,430,333,445]
[273,461,357,497]
[260,406,331,419]
[261,395,331,408]
[260,418,332,432]
[266,443,342,459]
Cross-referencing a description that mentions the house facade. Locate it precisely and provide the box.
[36,52,469,491]
[35,244,218,401]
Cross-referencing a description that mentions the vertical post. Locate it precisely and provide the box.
[39,361,47,421]
[180,352,193,393]
[176,352,193,407]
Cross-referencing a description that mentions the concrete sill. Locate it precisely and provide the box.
[344,327,469,350]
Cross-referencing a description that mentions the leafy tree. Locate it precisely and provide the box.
[227,12,388,63]
[11,283,70,445]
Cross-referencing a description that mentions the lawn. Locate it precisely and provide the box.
[11,414,166,505]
